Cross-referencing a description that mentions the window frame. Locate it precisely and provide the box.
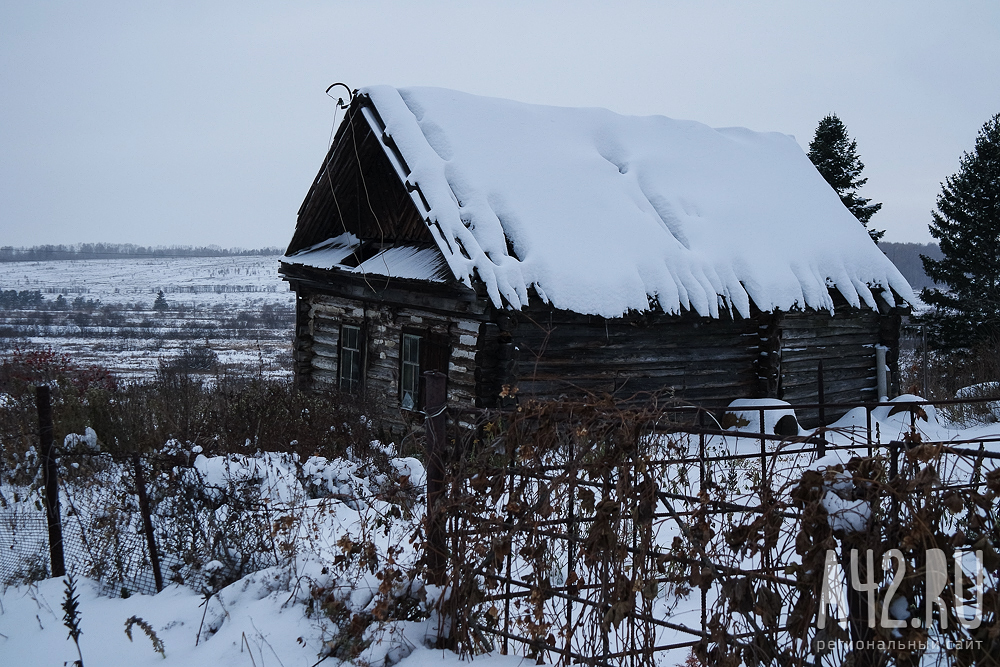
[338,323,363,394]
[399,327,452,411]
[400,331,422,411]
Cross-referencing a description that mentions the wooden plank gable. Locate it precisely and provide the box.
[286,104,433,256]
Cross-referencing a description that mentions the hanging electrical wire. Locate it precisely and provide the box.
[322,83,388,293]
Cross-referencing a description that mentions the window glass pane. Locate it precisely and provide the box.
[401,333,421,409]
[340,325,362,393]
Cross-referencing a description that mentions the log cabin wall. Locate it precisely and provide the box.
[490,304,761,406]
[474,302,900,427]
[776,309,880,426]
[292,294,316,391]
[758,304,903,427]
[287,273,900,431]
[878,305,904,399]
[298,292,481,431]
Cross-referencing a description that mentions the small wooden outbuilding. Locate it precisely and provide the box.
[280,86,913,429]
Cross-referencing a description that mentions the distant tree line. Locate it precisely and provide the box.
[0,243,283,262]
[0,289,293,341]
[2,289,109,312]
[0,289,46,309]
[878,242,943,292]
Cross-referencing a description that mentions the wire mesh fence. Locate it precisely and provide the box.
[58,461,162,597]
[0,449,283,597]
[0,486,50,586]
[4,380,1000,666]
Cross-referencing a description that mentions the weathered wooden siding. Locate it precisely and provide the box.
[287,104,432,254]
[492,306,760,406]
[288,272,900,432]
[777,309,880,425]
[292,294,316,391]
[302,293,480,429]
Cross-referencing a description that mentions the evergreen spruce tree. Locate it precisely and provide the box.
[807,114,885,243]
[919,113,1000,350]
[153,290,168,311]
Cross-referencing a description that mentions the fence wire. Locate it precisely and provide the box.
[1,452,281,598]
[0,487,50,586]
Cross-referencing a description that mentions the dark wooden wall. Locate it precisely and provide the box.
[472,301,898,427]
[486,305,761,406]
[775,309,880,426]
[286,103,432,255]
[293,290,481,432]
[289,266,899,432]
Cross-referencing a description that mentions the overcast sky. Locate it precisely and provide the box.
[2,1,999,249]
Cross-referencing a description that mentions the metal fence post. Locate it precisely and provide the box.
[888,439,902,544]
[132,454,163,592]
[37,385,66,578]
[424,371,448,587]
[759,406,766,476]
[566,437,576,664]
[698,411,707,637]
[866,405,873,458]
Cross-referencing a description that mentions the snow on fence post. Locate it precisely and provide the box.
[131,453,163,593]
[423,371,448,587]
[36,385,66,578]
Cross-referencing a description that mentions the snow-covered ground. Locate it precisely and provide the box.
[0,445,451,667]
[0,574,537,667]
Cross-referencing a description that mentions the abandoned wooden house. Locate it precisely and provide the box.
[279,86,914,429]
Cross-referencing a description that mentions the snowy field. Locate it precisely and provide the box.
[0,255,289,305]
[0,255,295,378]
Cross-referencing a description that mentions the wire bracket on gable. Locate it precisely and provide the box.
[325,83,356,109]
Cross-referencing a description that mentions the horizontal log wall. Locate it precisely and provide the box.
[292,294,316,391]
[292,280,897,432]
[504,307,760,405]
[778,309,881,426]
[304,293,479,431]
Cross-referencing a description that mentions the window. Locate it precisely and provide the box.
[339,324,362,393]
[399,329,451,411]
[400,333,421,410]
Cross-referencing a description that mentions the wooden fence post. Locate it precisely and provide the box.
[37,385,66,578]
[132,454,163,592]
[423,371,448,587]
[817,361,826,458]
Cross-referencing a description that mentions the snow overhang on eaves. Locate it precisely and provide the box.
[357,85,917,319]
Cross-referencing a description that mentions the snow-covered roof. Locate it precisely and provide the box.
[355,86,915,318]
[283,234,450,282]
